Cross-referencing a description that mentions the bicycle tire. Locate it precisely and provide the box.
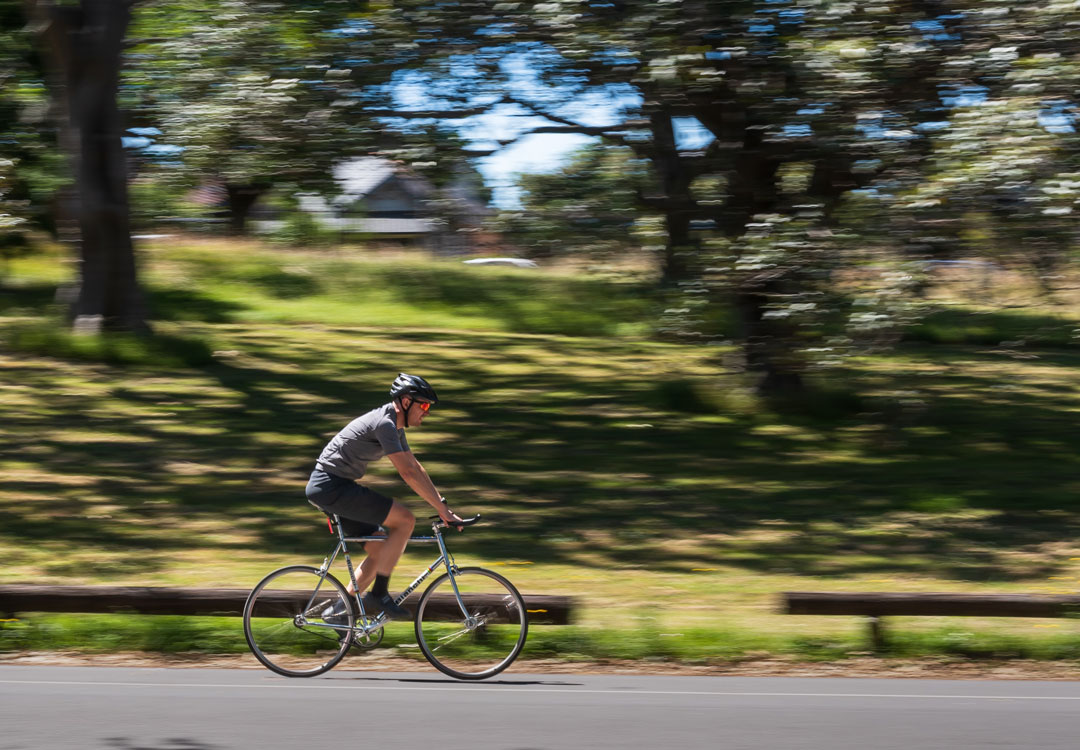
[414,566,528,680]
[243,565,354,678]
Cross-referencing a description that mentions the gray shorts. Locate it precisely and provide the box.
[306,467,393,536]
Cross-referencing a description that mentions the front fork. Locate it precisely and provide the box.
[435,524,481,627]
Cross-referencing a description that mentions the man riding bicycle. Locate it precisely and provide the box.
[306,373,463,622]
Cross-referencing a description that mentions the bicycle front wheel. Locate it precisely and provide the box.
[414,566,528,680]
[243,565,353,678]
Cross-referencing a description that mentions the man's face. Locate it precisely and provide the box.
[404,396,433,428]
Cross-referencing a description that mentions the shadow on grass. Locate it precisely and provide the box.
[906,306,1080,348]
[147,288,249,323]
[0,279,249,325]
[0,282,60,314]
[2,331,1079,582]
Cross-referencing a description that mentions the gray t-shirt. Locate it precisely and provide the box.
[316,402,410,480]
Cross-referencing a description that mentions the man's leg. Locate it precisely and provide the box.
[347,538,384,596]
[375,500,415,577]
[357,501,415,619]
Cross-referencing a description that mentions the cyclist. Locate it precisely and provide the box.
[306,373,463,622]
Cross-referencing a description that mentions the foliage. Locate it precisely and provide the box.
[661,209,925,385]
[497,143,653,260]
[368,0,1080,392]
[0,158,30,265]
[266,207,339,248]
[124,1,497,232]
[0,3,61,242]
[123,1,370,225]
[9,0,1080,395]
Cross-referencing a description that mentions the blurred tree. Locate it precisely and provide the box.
[499,0,1080,392]
[0,13,30,263]
[439,0,910,391]
[11,0,503,329]
[498,143,651,260]
[891,6,1080,297]
[25,0,147,332]
[0,1,58,247]
[125,0,373,233]
[12,0,1080,355]
[127,1,500,234]
[0,156,30,273]
[296,0,926,391]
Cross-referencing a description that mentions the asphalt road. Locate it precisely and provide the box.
[2,666,1079,750]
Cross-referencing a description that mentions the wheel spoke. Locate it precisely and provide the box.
[433,627,472,646]
[243,566,353,678]
[415,568,528,680]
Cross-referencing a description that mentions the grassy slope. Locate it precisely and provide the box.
[2,238,1080,662]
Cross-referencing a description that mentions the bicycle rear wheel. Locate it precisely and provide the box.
[243,565,353,677]
[414,566,528,680]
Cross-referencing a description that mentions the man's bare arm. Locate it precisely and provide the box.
[387,451,463,525]
[388,450,441,503]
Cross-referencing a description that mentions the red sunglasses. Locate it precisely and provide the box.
[415,400,433,412]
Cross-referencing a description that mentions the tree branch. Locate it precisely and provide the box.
[505,94,647,131]
[361,97,509,120]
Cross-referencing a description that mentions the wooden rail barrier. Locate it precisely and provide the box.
[783,592,1080,650]
[0,585,574,625]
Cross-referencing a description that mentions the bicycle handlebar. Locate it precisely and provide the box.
[430,514,481,529]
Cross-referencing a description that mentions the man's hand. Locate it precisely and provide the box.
[439,503,465,531]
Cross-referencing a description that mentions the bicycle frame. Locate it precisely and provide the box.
[303,515,469,635]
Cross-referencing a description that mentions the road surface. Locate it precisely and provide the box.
[2,665,1079,749]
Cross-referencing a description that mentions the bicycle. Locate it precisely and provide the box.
[242,513,528,680]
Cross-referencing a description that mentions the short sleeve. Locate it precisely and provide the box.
[374,418,407,456]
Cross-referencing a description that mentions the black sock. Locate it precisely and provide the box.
[371,574,390,599]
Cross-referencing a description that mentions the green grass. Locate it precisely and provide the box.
[907,307,1080,348]
[5,614,1080,664]
[2,237,1080,664]
[139,241,659,337]
[0,320,214,367]
[0,614,796,662]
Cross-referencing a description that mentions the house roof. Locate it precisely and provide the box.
[332,157,430,206]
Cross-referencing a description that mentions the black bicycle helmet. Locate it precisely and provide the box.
[390,372,439,405]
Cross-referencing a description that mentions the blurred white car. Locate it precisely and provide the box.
[462,258,539,268]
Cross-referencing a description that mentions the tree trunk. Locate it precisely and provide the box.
[716,126,781,237]
[648,107,697,283]
[33,0,147,333]
[734,283,804,396]
[225,183,269,234]
[716,127,802,395]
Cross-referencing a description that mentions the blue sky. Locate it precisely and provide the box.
[474,131,596,209]
[389,58,660,209]
[468,112,716,208]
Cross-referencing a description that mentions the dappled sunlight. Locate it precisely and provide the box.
[7,0,1080,668]
[3,284,1080,607]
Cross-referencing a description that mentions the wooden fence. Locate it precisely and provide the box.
[783,592,1080,650]
[0,585,574,625]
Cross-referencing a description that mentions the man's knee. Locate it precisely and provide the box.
[386,503,415,529]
